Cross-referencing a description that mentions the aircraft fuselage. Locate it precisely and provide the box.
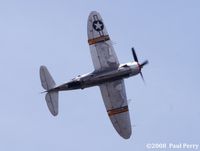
[51,62,140,92]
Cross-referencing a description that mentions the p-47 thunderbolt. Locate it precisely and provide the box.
[40,11,148,139]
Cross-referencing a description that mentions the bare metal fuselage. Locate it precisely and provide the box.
[51,62,140,92]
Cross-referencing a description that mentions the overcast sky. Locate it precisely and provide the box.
[0,0,200,151]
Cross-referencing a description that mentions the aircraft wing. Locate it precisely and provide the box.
[99,80,132,139]
[87,11,119,72]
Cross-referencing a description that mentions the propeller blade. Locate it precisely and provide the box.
[132,47,138,62]
[131,47,148,83]
[140,72,146,84]
[140,60,149,68]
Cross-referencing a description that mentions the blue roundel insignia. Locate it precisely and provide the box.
[93,20,104,31]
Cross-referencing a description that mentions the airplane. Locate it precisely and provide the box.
[39,11,148,139]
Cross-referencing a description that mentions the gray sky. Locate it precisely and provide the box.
[0,0,200,151]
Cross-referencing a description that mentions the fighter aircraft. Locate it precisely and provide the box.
[39,11,148,139]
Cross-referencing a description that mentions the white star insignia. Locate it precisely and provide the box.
[94,21,103,30]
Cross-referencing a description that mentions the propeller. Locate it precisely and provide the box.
[131,47,148,82]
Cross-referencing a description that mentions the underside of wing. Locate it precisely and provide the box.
[99,80,132,139]
[87,11,119,72]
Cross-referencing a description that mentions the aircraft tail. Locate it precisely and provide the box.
[40,66,56,90]
[40,66,59,116]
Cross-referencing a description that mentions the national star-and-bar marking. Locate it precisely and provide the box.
[88,16,109,45]
[93,20,104,31]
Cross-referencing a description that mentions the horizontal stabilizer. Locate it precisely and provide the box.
[40,66,56,90]
[45,91,59,116]
[40,65,59,116]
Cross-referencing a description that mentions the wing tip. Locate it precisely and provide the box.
[119,129,132,139]
[89,11,99,16]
